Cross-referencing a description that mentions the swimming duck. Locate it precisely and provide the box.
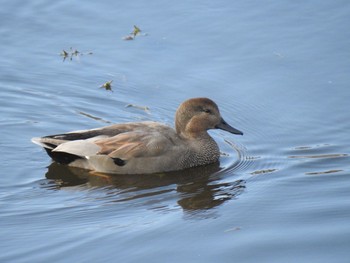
[32,97,243,174]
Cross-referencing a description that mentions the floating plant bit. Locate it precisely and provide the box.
[60,50,69,60]
[123,25,147,40]
[132,25,141,37]
[72,49,79,56]
[60,47,93,61]
[100,80,113,92]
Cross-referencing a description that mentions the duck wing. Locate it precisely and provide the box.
[32,121,179,171]
[95,128,177,160]
[32,121,158,150]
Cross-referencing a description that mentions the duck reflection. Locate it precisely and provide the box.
[45,162,245,211]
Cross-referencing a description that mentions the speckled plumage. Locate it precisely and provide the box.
[32,97,243,174]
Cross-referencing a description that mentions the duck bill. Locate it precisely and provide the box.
[215,118,243,135]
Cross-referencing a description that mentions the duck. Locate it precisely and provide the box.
[32,97,243,174]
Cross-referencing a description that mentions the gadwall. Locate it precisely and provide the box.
[32,97,243,174]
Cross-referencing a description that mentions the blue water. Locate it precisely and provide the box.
[1,1,350,262]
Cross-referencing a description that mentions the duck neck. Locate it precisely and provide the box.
[185,130,211,140]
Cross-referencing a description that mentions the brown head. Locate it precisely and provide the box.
[175,97,243,138]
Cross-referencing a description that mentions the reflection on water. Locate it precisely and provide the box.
[44,162,245,212]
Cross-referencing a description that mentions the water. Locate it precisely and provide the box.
[1,0,350,262]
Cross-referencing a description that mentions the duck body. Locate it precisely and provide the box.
[32,98,243,174]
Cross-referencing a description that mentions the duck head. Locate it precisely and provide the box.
[175,97,243,138]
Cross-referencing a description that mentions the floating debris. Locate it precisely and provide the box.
[306,169,342,175]
[60,47,93,61]
[77,111,111,124]
[100,80,113,92]
[126,103,150,113]
[123,25,147,40]
[123,35,134,41]
[251,169,277,175]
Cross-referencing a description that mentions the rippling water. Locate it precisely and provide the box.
[1,0,350,262]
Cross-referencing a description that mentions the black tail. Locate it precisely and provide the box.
[44,148,83,165]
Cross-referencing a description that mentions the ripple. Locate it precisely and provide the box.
[289,153,348,159]
[218,137,253,174]
[286,143,349,161]
[282,143,350,177]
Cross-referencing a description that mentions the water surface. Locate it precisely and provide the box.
[1,1,350,262]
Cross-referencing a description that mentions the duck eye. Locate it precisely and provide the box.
[203,109,212,114]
